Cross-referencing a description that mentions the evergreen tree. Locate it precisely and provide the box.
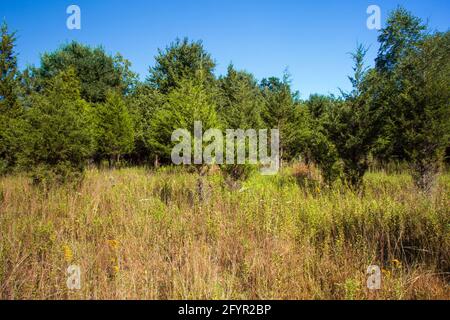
[19,69,94,184]
[0,22,22,174]
[260,72,297,161]
[0,22,20,115]
[391,32,450,192]
[216,64,265,181]
[147,78,219,163]
[326,45,382,190]
[306,94,335,120]
[289,97,341,185]
[127,84,165,164]
[376,7,426,74]
[373,8,449,192]
[148,38,216,94]
[217,64,264,129]
[373,7,428,162]
[93,91,135,166]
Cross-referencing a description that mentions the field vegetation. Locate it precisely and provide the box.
[0,166,449,299]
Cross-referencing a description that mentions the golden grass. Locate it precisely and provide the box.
[0,167,449,300]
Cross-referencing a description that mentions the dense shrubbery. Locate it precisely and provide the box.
[17,69,95,185]
[0,8,449,190]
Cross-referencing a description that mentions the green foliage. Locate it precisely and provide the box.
[287,102,340,185]
[217,64,264,129]
[217,64,265,181]
[0,22,22,174]
[374,8,428,162]
[0,115,26,175]
[113,53,139,95]
[127,84,165,164]
[373,7,449,192]
[148,38,216,94]
[18,69,94,184]
[391,32,450,192]
[306,94,335,120]
[0,22,20,116]
[326,45,382,190]
[221,162,255,183]
[29,162,85,186]
[147,78,219,163]
[260,73,297,161]
[34,42,137,103]
[375,6,426,73]
[93,91,135,165]
[308,132,341,186]
[0,7,448,193]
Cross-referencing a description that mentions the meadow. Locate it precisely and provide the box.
[0,165,448,300]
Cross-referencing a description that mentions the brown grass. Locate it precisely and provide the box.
[0,167,449,300]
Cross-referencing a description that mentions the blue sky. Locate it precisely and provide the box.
[2,0,449,98]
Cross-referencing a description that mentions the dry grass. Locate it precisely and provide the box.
[0,166,449,300]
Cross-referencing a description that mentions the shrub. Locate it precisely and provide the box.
[18,69,94,185]
[30,162,84,187]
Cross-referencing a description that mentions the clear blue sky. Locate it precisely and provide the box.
[3,0,449,98]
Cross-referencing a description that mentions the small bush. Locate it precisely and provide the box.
[30,162,84,187]
[221,163,255,182]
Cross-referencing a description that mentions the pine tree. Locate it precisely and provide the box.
[373,7,428,162]
[326,45,382,190]
[0,22,21,174]
[19,69,94,184]
[0,22,20,114]
[148,38,216,94]
[217,64,264,129]
[147,78,219,163]
[373,8,449,192]
[93,91,135,166]
[127,84,165,164]
[392,32,450,192]
[376,7,426,74]
[216,65,265,181]
[288,98,341,186]
[306,94,335,120]
[260,72,297,161]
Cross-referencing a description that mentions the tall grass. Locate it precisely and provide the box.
[0,167,448,299]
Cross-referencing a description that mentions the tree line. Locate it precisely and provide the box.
[0,7,449,192]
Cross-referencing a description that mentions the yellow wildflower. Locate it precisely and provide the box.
[107,239,119,250]
[391,259,402,268]
[382,268,391,278]
[112,265,120,275]
[62,245,73,263]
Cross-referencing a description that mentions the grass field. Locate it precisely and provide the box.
[0,166,449,300]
